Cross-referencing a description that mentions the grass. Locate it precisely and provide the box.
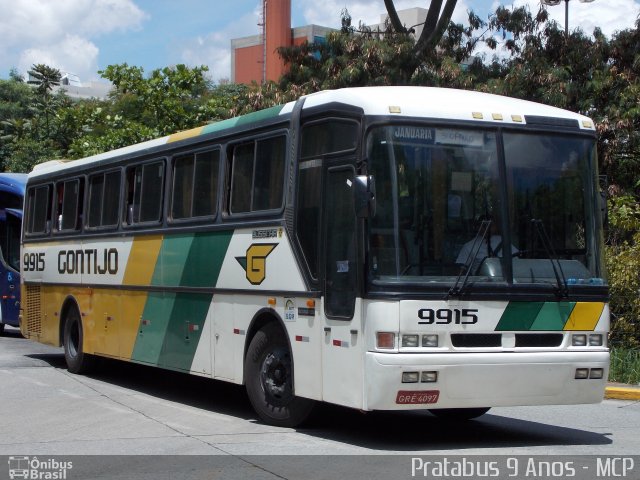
[609,348,640,385]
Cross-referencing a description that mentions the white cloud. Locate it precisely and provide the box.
[476,0,640,63]
[496,0,640,38]
[19,35,100,81]
[177,9,262,83]
[297,0,472,30]
[0,0,147,80]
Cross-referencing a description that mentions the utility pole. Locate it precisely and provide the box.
[541,0,595,39]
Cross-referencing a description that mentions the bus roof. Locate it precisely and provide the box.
[0,172,27,195]
[28,86,595,180]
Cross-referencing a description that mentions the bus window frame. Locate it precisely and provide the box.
[226,130,289,219]
[122,158,166,229]
[53,177,84,234]
[168,145,222,225]
[85,168,123,232]
[25,183,53,237]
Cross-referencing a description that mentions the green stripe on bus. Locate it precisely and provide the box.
[151,234,195,287]
[530,302,575,330]
[158,292,212,371]
[131,292,174,365]
[495,302,544,331]
[496,302,577,331]
[181,231,233,287]
[132,292,212,371]
[202,105,284,135]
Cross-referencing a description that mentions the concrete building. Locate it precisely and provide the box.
[230,3,433,85]
[231,0,334,84]
[25,70,112,100]
[55,76,112,100]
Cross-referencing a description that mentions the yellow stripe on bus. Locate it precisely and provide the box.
[563,302,605,331]
[119,290,150,360]
[123,235,163,286]
[168,126,205,143]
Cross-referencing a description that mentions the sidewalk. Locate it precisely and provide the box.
[605,383,640,400]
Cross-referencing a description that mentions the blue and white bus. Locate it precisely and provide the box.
[0,173,26,335]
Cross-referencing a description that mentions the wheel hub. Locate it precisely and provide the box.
[260,348,292,404]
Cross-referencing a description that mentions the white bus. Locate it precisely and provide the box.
[21,87,609,427]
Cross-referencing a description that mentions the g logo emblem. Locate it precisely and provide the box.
[236,244,277,285]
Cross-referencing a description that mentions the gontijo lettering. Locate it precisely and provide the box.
[58,248,118,275]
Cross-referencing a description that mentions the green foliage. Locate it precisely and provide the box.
[27,64,61,95]
[609,348,640,384]
[606,195,640,349]
[99,63,213,135]
[3,137,58,173]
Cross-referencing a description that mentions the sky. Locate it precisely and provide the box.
[1,0,639,84]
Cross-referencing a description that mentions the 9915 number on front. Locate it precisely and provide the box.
[418,308,478,325]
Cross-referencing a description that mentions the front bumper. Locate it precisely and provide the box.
[364,350,609,410]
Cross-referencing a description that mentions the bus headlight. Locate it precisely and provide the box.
[589,334,603,346]
[402,335,419,347]
[589,368,604,379]
[422,334,439,347]
[402,372,419,383]
[575,368,589,379]
[421,371,438,383]
[572,334,587,347]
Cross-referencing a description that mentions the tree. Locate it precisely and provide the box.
[27,64,62,139]
[384,0,458,63]
[99,63,213,135]
[27,63,61,95]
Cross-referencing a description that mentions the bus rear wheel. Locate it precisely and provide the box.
[244,324,315,427]
[63,306,95,374]
[429,407,491,420]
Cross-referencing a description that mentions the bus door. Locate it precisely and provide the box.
[322,164,364,408]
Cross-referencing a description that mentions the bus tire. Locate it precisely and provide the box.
[0,322,5,335]
[244,324,315,427]
[429,407,490,420]
[63,306,95,374]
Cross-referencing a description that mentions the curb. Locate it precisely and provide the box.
[605,386,640,401]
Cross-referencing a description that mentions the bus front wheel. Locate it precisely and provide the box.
[244,324,315,427]
[429,407,491,420]
[63,306,95,374]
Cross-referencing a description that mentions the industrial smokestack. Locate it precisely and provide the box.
[264,0,292,82]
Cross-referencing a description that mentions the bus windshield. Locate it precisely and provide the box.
[366,125,604,288]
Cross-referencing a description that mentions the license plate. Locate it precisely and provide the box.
[396,390,440,405]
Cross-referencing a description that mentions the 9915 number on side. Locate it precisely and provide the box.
[418,308,478,325]
[23,252,45,272]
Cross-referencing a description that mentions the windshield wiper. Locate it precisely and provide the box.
[531,219,569,298]
[446,219,492,299]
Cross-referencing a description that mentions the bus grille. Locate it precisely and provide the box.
[515,333,563,347]
[451,334,501,348]
[451,333,564,348]
[24,285,42,335]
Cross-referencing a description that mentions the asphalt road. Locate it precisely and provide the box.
[1,326,639,479]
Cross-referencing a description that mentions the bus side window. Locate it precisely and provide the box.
[55,178,83,232]
[125,161,164,225]
[171,148,219,220]
[26,185,52,235]
[88,170,121,229]
[229,135,286,215]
